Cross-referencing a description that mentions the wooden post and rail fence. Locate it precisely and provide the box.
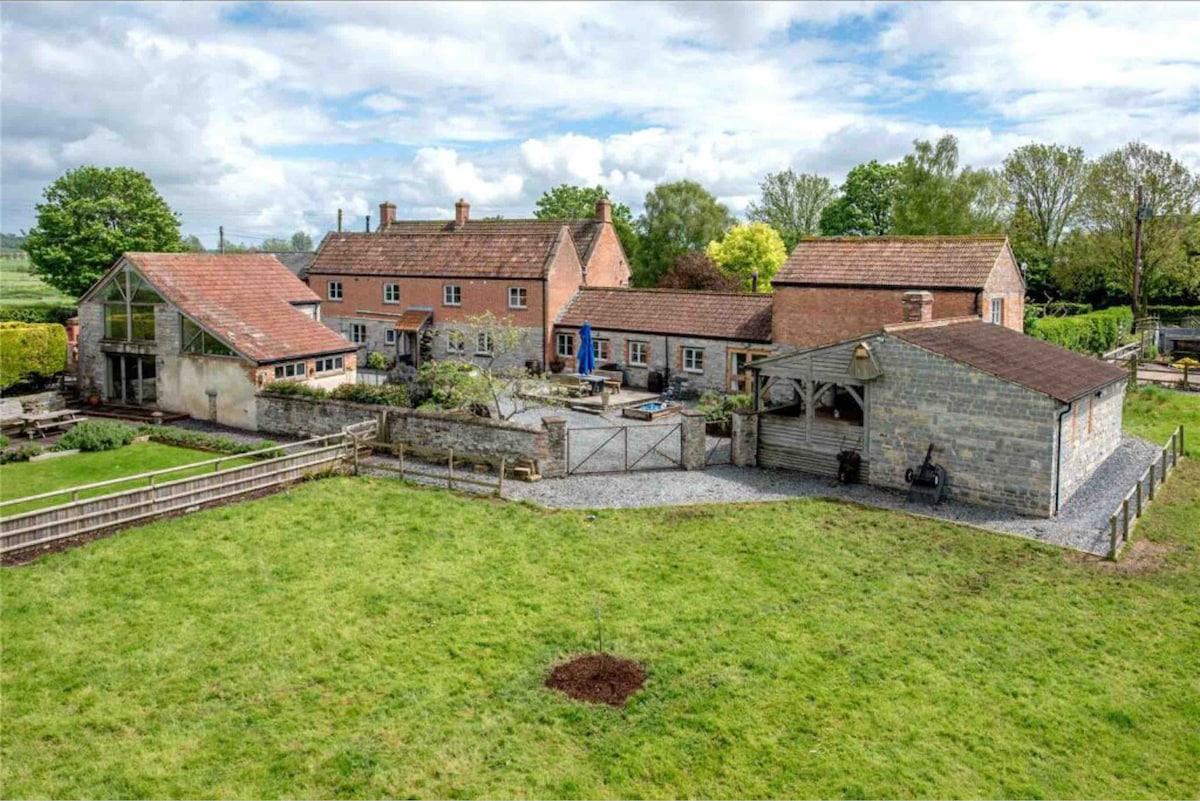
[0,431,363,557]
[1108,425,1185,559]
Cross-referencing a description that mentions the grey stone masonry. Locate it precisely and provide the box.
[75,302,106,395]
[731,409,758,467]
[540,417,568,478]
[679,409,707,470]
[1056,378,1125,506]
[868,336,1060,517]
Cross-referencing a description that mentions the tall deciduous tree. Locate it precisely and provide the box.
[1002,143,1087,266]
[533,184,638,268]
[635,180,735,286]
[1067,142,1200,311]
[746,170,836,250]
[705,222,787,291]
[657,251,742,292]
[891,135,1008,235]
[291,231,314,252]
[25,166,182,297]
[818,160,900,236]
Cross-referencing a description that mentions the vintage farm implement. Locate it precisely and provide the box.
[905,443,947,505]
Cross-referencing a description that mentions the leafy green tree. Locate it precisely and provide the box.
[705,222,787,291]
[1002,143,1087,282]
[891,135,1007,235]
[181,234,205,252]
[259,238,291,251]
[1070,142,1200,313]
[818,160,900,236]
[657,251,742,292]
[25,166,182,297]
[533,184,638,268]
[746,170,836,250]
[291,231,314,252]
[635,180,735,286]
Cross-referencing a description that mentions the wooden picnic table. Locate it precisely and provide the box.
[22,409,88,439]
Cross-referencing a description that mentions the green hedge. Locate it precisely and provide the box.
[142,425,279,456]
[1030,307,1133,355]
[0,303,77,325]
[0,322,68,389]
[262,380,410,407]
[55,420,138,452]
[1147,305,1200,322]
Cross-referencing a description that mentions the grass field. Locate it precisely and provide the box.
[0,255,72,307]
[1123,385,1198,457]
[0,442,251,515]
[1,391,1196,798]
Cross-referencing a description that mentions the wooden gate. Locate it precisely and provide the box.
[566,423,682,475]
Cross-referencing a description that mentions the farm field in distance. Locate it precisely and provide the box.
[0,255,72,308]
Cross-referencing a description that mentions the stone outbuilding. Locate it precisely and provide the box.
[773,235,1025,348]
[554,287,775,394]
[77,253,357,430]
[740,311,1128,517]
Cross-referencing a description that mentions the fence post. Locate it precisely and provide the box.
[1122,498,1130,543]
[398,443,405,480]
[497,457,505,498]
[214,459,221,473]
[448,449,455,490]
[1148,462,1155,500]
[352,434,359,476]
[1110,516,1118,559]
[1180,425,1185,459]
[1136,479,1142,518]
[1163,447,1169,479]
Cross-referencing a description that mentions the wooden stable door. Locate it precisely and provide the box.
[728,349,770,393]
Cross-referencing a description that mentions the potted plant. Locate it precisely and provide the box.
[549,357,566,374]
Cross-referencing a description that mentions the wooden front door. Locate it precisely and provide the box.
[728,349,769,393]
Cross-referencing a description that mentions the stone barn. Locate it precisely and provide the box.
[742,309,1128,517]
[77,253,358,430]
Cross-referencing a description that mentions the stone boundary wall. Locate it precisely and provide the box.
[256,393,558,472]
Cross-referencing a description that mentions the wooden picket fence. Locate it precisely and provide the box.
[0,430,363,557]
[1108,425,1185,559]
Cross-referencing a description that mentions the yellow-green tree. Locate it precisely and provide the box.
[705,223,786,291]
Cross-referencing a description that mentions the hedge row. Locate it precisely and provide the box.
[1147,305,1200,322]
[49,420,279,455]
[0,322,68,390]
[0,303,77,325]
[263,380,410,407]
[1030,306,1133,355]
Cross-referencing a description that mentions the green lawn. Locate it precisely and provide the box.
[0,255,72,308]
[0,442,250,515]
[1124,385,1199,457]
[2,468,1198,798]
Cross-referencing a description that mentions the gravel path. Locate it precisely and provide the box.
[499,434,1163,556]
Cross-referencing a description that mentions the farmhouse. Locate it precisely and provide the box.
[77,253,357,430]
[309,198,630,370]
[743,293,1128,516]
[772,235,1025,347]
[554,288,775,393]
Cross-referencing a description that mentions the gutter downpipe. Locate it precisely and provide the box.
[1053,400,1073,514]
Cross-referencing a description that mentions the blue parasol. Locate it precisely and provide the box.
[577,322,595,375]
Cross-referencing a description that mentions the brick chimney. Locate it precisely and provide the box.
[378,201,396,230]
[454,198,470,227]
[595,197,612,224]
[902,290,934,322]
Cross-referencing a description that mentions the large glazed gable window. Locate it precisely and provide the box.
[99,264,164,342]
[181,316,235,357]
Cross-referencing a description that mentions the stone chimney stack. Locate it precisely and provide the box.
[902,290,934,322]
[595,197,612,224]
[454,198,470,227]
[378,202,396,230]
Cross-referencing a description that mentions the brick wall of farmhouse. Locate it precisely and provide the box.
[1056,378,1124,506]
[553,328,775,394]
[867,336,1059,516]
[582,223,631,287]
[772,286,979,348]
[255,393,556,468]
[982,250,1026,331]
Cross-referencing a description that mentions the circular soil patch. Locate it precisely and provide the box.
[546,653,646,707]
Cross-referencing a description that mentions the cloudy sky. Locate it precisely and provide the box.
[2,1,1198,248]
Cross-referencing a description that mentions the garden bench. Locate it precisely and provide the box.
[22,409,88,439]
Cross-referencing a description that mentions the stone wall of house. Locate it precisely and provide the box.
[429,323,545,372]
[554,328,774,395]
[867,336,1060,516]
[255,393,556,468]
[1056,378,1125,506]
[75,302,106,396]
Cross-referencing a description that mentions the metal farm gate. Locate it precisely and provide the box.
[566,423,682,475]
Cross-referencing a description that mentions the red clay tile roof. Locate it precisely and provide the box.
[886,318,1128,402]
[393,309,432,331]
[119,253,355,363]
[776,236,1011,289]
[378,218,605,265]
[557,288,773,342]
[310,225,570,279]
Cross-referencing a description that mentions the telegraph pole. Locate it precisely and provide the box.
[219,225,225,254]
[337,208,343,233]
[1132,184,1145,323]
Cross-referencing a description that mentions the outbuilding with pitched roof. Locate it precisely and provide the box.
[77,253,357,430]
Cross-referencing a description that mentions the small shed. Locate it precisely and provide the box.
[746,317,1128,516]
